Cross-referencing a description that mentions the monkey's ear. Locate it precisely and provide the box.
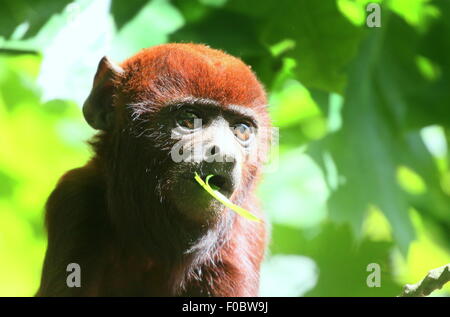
[83,56,124,130]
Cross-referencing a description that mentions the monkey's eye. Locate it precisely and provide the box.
[232,123,253,143]
[176,111,200,130]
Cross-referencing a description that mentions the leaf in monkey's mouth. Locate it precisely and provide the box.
[194,172,262,223]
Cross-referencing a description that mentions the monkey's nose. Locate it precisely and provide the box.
[204,144,236,163]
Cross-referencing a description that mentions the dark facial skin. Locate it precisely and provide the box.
[133,97,259,224]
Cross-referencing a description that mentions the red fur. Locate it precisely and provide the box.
[118,43,267,108]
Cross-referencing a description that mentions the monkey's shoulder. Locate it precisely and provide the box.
[45,162,107,228]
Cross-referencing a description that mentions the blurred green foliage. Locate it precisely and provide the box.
[0,0,449,296]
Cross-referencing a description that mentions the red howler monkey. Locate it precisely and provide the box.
[37,43,271,296]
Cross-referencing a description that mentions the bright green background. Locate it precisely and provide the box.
[0,0,449,296]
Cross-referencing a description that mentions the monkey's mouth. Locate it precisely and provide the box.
[171,172,235,222]
[205,174,234,196]
[191,173,234,198]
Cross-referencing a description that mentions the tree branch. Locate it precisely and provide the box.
[399,264,450,297]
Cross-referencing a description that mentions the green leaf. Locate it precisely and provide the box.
[0,0,71,39]
[227,0,363,92]
[311,15,424,254]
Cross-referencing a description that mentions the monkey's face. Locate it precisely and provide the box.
[83,44,270,237]
[148,97,260,223]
